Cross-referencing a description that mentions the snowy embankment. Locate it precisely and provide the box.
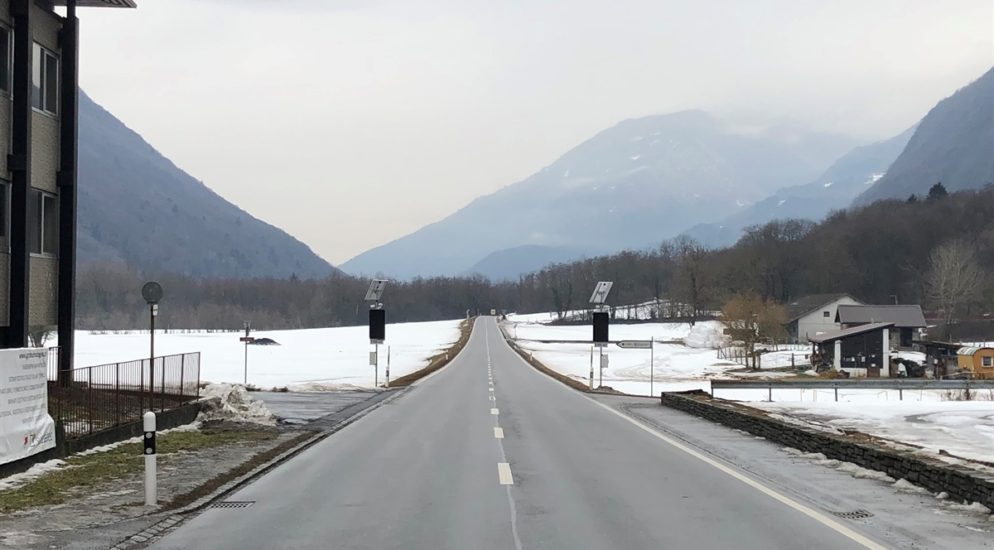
[506,316,736,395]
[62,320,463,390]
[755,400,994,464]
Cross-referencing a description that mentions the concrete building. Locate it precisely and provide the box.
[0,0,135,375]
[784,293,862,343]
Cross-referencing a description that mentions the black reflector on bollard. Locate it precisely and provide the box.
[369,308,386,341]
[144,431,156,455]
[593,311,609,344]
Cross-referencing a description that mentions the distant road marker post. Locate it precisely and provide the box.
[239,321,255,385]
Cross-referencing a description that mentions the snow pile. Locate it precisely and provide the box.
[684,322,726,349]
[0,459,65,492]
[782,447,895,482]
[198,383,276,426]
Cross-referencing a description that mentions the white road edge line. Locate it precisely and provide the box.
[496,319,885,550]
[582,395,886,550]
[497,462,513,485]
[494,427,504,439]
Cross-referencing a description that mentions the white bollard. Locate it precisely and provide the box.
[143,411,157,506]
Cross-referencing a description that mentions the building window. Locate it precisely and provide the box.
[0,26,10,95]
[984,356,993,368]
[28,190,57,255]
[32,43,58,115]
[0,182,8,251]
[823,311,830,318]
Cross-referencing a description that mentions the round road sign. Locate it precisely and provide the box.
[141,281,163,304]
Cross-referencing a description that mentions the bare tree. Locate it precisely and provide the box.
[925,240,982,338]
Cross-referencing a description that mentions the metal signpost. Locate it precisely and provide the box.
[239,321,255,385]
[141,282,163,410]
[616,339,655,396]
[589,281,613,389]
[366,280,387,387]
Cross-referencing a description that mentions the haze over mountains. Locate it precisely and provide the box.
[853,66,994,205]
[345,66,994,280]
[683,126,915,247]
[342,111,855,279]
[78,65,993,283]
[78,92,336,279]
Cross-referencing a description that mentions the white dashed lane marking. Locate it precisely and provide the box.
[497,462,513,485]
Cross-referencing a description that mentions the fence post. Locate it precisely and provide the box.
[115,363,120,426]
[768,383,772,402]
[87,368,93,435]
[179,354,185,400]
[160,357,166,412]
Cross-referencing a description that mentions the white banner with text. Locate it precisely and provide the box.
[0,348,56,465]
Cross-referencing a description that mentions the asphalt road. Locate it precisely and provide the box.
[152,318,891,550]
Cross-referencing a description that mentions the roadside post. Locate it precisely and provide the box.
[386,346,391,387]
[589,346,594,390]
[366,280,388,387]
[590,281,613,389]
[141,282,163,411]
[143,411,157,506]
[239,321,255,385]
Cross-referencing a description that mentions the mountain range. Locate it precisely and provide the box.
[345,66,994,280]
[683,125,915,247]
[342,111,855,279]
[78,65,993,283]
[77,91,336,279]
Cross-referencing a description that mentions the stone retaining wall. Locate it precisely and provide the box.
[659,392,994,510]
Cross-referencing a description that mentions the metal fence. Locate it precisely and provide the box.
[710,378,994,401]
[47,352,201,439]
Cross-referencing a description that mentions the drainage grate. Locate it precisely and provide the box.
[211,501,255,509]
[831,509,873,520]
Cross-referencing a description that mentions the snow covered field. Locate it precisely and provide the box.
[506,317,737,395]
[505,312,994,466]
[57,320,463,390]
[754,400,994,463]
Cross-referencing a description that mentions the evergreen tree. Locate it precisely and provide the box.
[927,182,948,201]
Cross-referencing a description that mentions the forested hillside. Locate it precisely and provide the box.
[77,187,994,330]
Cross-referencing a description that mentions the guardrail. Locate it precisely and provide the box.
[709,378,994,401]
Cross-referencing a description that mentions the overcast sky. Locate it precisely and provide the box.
[76,0,993,265]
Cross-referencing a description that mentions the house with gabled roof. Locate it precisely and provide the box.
[784,293,863,343]
[836,304,926,348]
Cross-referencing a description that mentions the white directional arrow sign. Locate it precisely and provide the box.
[616,340,652,349]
